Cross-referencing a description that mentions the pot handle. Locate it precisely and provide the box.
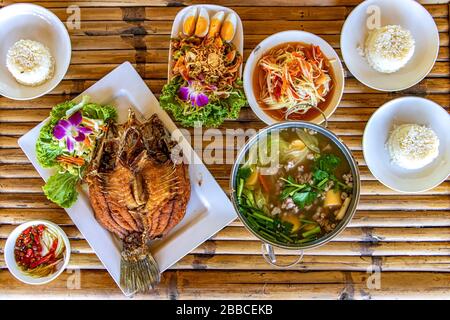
[318,109,328,128]
[261,243,304,268]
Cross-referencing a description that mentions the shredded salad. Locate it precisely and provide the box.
[14,224,66,278]
[36,96,117,207]
[256,43,334,119]
[160,35,246,127]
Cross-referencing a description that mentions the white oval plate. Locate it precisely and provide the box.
[4,220,71,285]
[341,0,439,92]
[0,3,71,100]
[167,4,244,80]
[244,30,345,125]
[363,97,450,193]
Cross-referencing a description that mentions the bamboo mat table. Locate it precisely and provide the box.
[0,0,449,300]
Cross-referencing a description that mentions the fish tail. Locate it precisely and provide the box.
[120,244,160,295]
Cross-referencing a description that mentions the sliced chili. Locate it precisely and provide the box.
[14,224,62,274]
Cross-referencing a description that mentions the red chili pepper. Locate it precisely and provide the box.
[50,239,58,252]
[273,85,281,101]
[32,231,41,246]
[23,235,31,245]
[29,253,54,269]
[15,224,60,270]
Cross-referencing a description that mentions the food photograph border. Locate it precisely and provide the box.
[0,0,449,301]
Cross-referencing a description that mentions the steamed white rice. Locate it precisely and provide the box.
[364,25,415,74]
[6,39,55,87]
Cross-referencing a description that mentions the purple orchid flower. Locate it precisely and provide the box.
[178,81,209,107]
[53,111,92,152]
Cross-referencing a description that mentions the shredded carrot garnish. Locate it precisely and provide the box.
[57,155,85,166]
[84,136,91,148]
[82,118,96,126]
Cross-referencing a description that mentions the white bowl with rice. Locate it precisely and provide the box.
[363,97,450,193]
[341,0,439,92]
[0,3,71,100]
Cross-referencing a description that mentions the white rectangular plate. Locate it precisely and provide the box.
[18,62,237,295]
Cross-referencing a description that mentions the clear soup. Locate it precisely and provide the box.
[236,127,354,245]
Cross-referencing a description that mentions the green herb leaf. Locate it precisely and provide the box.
[311,154,353,192]
[292,187,317,209]
[237,166,252,180]
[315,154,341,173]
[280,176,307,200]
[280,186,296,200]
[313,168,329,183]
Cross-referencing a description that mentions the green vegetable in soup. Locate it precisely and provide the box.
[235,128,353,246]
[302,225,321,238]
[312,154,352,191]
[279,176,307,200]
[280,139,309,166]
[315,154,341,174]
[254,188,268,212]
[239,203,299,244]
[236,166,252,201]
[291,187,317,209]
[296,128,320,153]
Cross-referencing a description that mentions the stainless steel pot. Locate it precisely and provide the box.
[230,121,360,268]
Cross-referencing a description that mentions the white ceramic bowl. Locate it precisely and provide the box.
[341,0,439,92]
[363,97,450,193]
[243,30,345,125]
[0,3,71,100]
[4,220,71,285]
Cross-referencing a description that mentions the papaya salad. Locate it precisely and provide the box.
[160,8,247,127]
[253,42,335,121]
[36,96,117,208]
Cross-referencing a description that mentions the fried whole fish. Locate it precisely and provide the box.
[85,110,190,294]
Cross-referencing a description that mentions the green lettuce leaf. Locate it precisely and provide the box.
[81,102,117,122]
[42,171,79,208]
[35,96,118,208]
[160,76,247,127]
[36,98,117,168]
[36,100,75,168]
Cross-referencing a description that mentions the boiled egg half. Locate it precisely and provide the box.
[220,13,237,42]
[182,7,197,36]
[207,11,225,38]
[194,8,210,37]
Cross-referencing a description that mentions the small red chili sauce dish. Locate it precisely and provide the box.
[4,220,70,285]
